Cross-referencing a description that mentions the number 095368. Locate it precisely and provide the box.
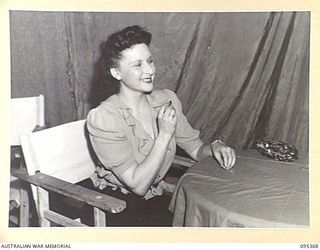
[300,244,319,248]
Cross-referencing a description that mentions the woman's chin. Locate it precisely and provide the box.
[141,83,154,92]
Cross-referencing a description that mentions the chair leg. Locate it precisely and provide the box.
[93,207,106,227]
[37,187,51,227]
[19,184,29,227]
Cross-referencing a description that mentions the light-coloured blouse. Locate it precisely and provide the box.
[86,89,203,199]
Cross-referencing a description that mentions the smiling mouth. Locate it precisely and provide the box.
[140,77,153,83]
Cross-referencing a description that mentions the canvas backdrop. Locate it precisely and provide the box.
[10,11,309,161]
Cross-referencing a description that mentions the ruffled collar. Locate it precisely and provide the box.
[100,91,170,143]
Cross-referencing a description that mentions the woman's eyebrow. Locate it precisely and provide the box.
[128,59,141,65]
[128,56,152,65]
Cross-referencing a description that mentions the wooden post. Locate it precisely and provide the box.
[19,183,29,227]
[93,207,106,227]
[37,187,51,227]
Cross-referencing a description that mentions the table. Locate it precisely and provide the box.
[169,150,309,227]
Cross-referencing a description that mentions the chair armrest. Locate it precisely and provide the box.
[172,155,196,168]
[11,168,126,214]
[163,155,196,194]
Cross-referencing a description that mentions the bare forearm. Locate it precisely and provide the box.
[196,144,212,161]
[119,133,171,195]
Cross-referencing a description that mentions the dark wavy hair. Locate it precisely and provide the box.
[88,25,152,107]
[102,25,152,69]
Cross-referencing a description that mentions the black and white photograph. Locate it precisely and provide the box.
[7,10,310,230]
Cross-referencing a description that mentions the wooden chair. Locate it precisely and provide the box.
[12,118,195,227]
[10,95,45,227]
[12,119,127,227]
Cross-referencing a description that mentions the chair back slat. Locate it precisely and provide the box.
[11,95,44,146]
[20,120,96,184]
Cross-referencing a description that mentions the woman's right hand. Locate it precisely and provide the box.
[157,101,177,140]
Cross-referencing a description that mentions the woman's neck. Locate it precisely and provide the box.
[118,85,150,110]
[118,84,155,139]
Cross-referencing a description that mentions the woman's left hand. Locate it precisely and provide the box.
[210,140,236,170]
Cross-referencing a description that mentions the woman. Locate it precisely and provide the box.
[86,25,236,226]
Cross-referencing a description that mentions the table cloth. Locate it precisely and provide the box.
[169,150,309,227]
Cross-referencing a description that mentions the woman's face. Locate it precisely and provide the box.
[111,43,155,93]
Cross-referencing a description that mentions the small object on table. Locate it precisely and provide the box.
[256,138,298,162]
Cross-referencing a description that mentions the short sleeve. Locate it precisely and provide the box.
[164,89,204,155]
[86,107,137,175]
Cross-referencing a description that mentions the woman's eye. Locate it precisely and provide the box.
[148,59,154,64]
[133,63,141,67]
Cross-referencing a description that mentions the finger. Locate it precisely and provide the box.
[169,109,175,116]
[226,148,236,170]
[225,147,234,169]
[220,148,229,169]
[163,100,173,111]
[158,105,166,118]
[172,114,178,123]
[164,109,175,120]
[165,114,176,124]
[164,104,174,113]
[230,149,236,168]
[159,105,165,114]
[214,151,225,168]
[169,113,177,124]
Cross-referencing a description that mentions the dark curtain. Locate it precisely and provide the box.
[10,11,309,161]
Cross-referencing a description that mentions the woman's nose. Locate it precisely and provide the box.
[142,61,154,74]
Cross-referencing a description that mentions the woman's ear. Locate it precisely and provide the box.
[110,67,121,81]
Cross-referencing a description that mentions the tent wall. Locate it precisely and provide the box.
[10,11,309,161]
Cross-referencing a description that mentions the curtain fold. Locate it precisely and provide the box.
[10,11,76,126]
[174,12,309,160]
[10,11,309,161]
